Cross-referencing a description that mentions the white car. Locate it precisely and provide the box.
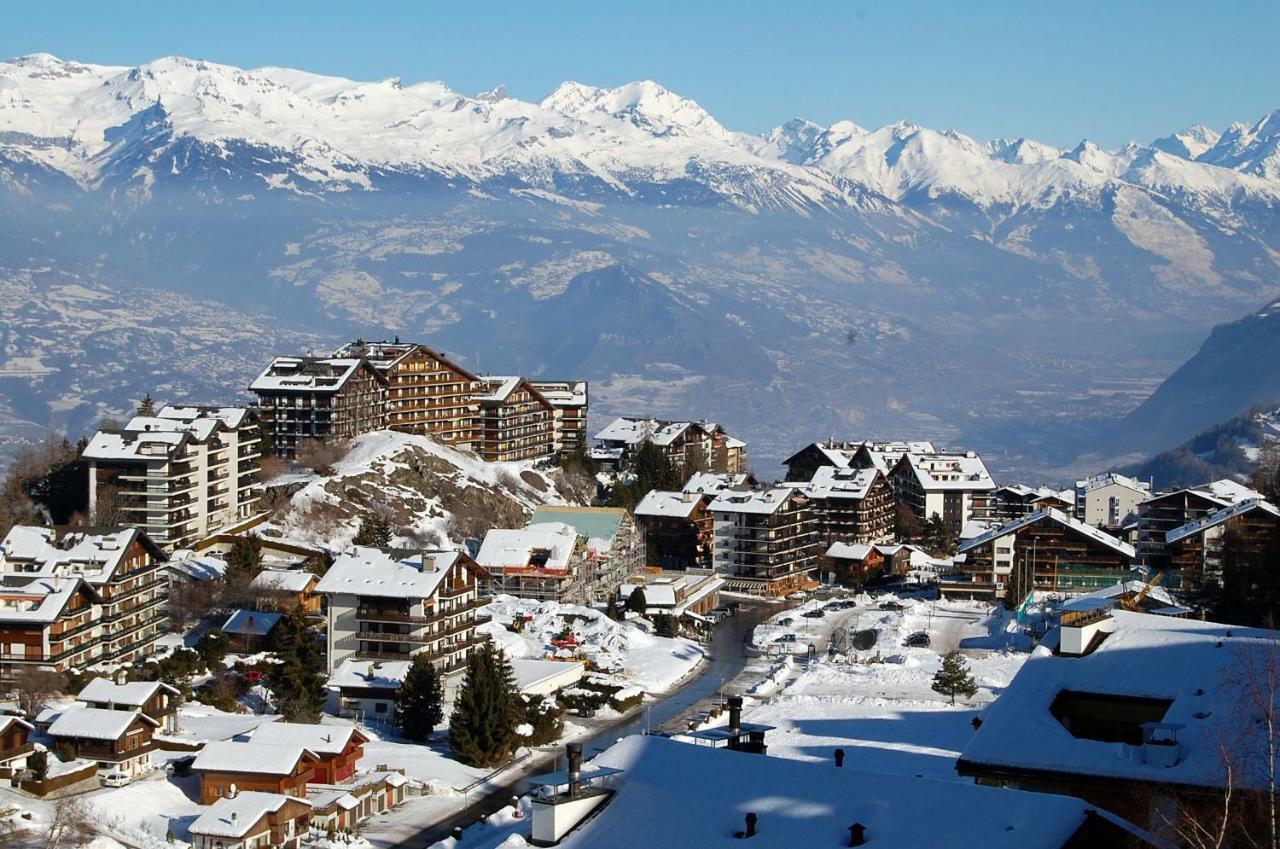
[100,771,131,788]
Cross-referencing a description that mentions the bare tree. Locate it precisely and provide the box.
[93,482,127,527]
[13,666,68,717]
[166,578,220,630]
[296,438,349,476]
[44,798,94,849]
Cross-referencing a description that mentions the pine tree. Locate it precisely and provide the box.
[398,654,445,742]
[137,394,156,417]
[222,536,262,608]
[653,612,679,638]
[449,643,520,767]
[921,513,956,555]
[931,650,978,705]
[632,439,679,499]
[625,586,648,614]
[266,610,327,722]
[353,515,393,548]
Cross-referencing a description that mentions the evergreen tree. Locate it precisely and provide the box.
[931,650,978,705]
[921,513,957,555]
[353,514,393,548]
[608,481,637,512]
[137,394,156,417]
[652,612,679,638]
[449,643,520,767]
[222,536,263,608]
[266,610,327,722]
[625,586,648,614]
[1003,560,1032,612]
[632,439,679,498]
[682,444,710,477]
[398,654,445,742]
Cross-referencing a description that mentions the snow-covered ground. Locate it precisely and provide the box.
[483,596,706,693]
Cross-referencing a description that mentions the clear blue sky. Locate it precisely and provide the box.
[4,0,1278,147]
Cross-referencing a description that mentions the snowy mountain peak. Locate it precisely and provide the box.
[540,79,729,140]
[1151,123,1221,160]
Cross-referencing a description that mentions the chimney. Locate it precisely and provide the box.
[742,812,758,839]
[848,823,867,846]
[834,748,845,768]
[727,696,743,736]
[230,812,238,823]
[566,742,583,798]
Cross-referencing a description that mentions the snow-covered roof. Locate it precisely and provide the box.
[528,379,588,408]
[475,523,579,573]
[958,508,1135,558]
[189,791,312,839]
[221,609,283,636]
[193,740,314,775]
[560,734,1129,849]
[327,659,412,691]
[81,427,189,461]
[77,678,177,707]
[156,404,250,429]
[82,405,250,462]
[511,658,586,693]
[0,526,150,586]
[166,553,228,582]
[896,451,996,492]
[825,542,876,561]
[0,716,33,735]
[475,375,540,404]
[634,490,704,519]
[315,547,460,600]
[682,472,750,494]
[1056,581,1185,616]
[48,706,156,740]
[250,356,369,393]
[0,575,89,624]
[802,465,881,500]
[247,721,363,757]
[249,568,317,593]
[960,612,1278,791]
[1075,471,1150,495]
[1166,498,1280,544]
[593,417,701,447]
[709,487,800,516]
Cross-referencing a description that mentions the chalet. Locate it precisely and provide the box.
[618,570,724,618]
[957,508,1135,600]
[0,526,166,684]
[317,547,487,675]
[593,417,747,474]
[82,406,262,551]
[307,769,409,834]
[959,611,1275,840]
[250,357,387,458]
[1135,478,1263,572]
[782,439,936,482]
[76,678,180,732]
[249,568,322,614]
[1074,472,1151,531]
[0,716,34,777]
[221,609,283,653]
[476,523,588,604]
[709,488,819,596]
[529,734,1152,849]
[247,722,368,785]
[47,706,158,776]
[890,451,996,534]
[634,489,714,570]
[1165,497,1280,603]
[329,659,412,722]
[823,542,889,587]
[188,791,313,849]
[193,740,320,804]
[797,466,895,545]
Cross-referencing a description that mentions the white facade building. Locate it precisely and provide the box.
[1074,472,1151,530]
[83,405,262,550]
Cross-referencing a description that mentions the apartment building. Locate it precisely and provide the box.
[250,357,388,458]
[889,451,996,533]
[253,341,587,462]
[0,526,166,684]
[593,417,748,474]
[783,439,936,482]
[990,484,1074,523]
[709,488,819,596]
[1074,472,1151,531]
[1165,497,1280,597]
[797,466,895,545]
[634,489,715,570]
[83,405,262,550]
[317,547,488,675]
[1135,478,1262,571]
[957,508,1135,599]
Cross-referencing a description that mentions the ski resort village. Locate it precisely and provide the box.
[0,335,1273,849]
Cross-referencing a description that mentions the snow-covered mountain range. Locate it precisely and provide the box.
[3,53,1280,477]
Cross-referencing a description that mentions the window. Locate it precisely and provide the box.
[375,702,388,714]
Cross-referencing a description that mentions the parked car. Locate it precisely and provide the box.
[573,706,597,718]
[801,608,825,619]
[777,617,795,627]
[878,601,904,611]
[786,591,807,601]
[905,632,931,648]
[100,771,131,788]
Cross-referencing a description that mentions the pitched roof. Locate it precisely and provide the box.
[221,609,283,636]
[895,451,996,492]
[475,523,579,573]
[315,547,461,600]
[709,487,802,516]
[193,741,315,775]
[327,659,412,691]
[958,508,1135,558]
[247,722,365,757]
[593,417,703,447]
[77,678,177,707]
[530,506,626,548]
[634,490,704,519]
[682,472,750,494]
[1166,498,1280,544]
[189,791,312,839]
[48,706,156,740]
[249,568,317,593]
[249,357,375,393]
[0,575,93,624]
[801,465,881,500]
[0,526,156,586]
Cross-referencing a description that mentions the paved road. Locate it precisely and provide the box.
[404,601,780,847]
